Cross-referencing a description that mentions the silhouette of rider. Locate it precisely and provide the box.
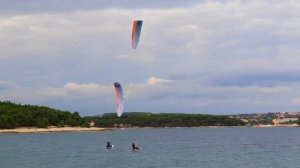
[132,143,139,151]
[107,141,112,149]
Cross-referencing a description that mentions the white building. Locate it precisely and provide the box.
[272,118,298,125]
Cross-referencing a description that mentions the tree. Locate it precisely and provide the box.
[93,112,246,127]
[0,101,88,129]
[58,120,65,127]
[36,118,49,128]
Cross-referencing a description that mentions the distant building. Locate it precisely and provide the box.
[89,121,95,127]
[240,119,249,123]
[272,118,298,125]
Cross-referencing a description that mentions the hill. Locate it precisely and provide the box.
[0,101,86,129]
[92,112,246,127]
[0,101,246,129]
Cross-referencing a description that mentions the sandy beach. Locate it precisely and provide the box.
[0,127,113,134]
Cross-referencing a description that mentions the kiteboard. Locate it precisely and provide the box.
[107,145,114,149]
[132,147,141,151]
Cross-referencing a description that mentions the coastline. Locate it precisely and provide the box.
[0,127,114,134]
[1,125,297,134]
[113,125,299,129]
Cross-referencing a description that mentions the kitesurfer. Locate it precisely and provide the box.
[132,143,140,151]
[106,141,112,149]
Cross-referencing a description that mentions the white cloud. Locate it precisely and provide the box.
[40,82,113,99]
[0,80,18,91]
[125,77,173,99]
[147,76,173,86]
[38,77,173,101]
[292,97,300,106]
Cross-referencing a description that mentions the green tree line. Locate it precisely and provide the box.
[0,101,86,129]
[93,112,246,127]
[0,101,247,129]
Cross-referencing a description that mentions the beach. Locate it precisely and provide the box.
[0,127,113,134]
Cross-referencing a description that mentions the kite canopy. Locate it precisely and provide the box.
[114,82,124,117]
[132,20,143,49]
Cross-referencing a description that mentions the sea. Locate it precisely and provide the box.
[0,127,299,168]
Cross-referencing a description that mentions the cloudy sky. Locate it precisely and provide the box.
[1,0,300,116]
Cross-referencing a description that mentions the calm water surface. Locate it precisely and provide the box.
[0,127,299,168]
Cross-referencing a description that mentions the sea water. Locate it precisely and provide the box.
[0,127,299,168]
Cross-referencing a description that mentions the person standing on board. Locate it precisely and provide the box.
[132,143,140,151]
[106,141,112,149]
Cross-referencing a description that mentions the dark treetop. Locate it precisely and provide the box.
[92,112,246,127]
[0,101,86,129]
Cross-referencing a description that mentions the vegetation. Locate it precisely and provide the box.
[93,112,246,127]
[0,101,246,129]
[247,119,273,125]
[279,119,299,125]
[0,101,85,129]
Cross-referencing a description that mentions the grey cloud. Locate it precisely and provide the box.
[209,71,300,87]
[0,81,17,91]
[0,0,201,15]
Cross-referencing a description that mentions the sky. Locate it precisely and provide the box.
[1,0,300,116]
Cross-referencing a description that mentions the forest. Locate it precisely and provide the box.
[0,101,86,129]
[0,101,246,129]
[92,112,246,127]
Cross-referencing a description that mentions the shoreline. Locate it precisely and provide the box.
[0,127,114,134]
[117,125,299,129]
[112,125,299,129]
[1,125,298,134]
